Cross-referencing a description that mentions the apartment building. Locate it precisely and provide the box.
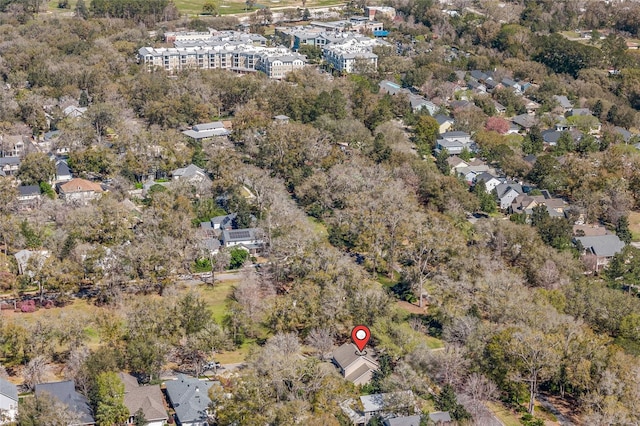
[139,31,304,78]
[322,36,388,73]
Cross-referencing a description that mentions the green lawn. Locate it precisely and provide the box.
[195,278,239,323]
[486,401,522,426]
[46,0,344,16]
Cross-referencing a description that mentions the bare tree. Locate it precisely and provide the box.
[305,328,334,360]
[22,355,50,391]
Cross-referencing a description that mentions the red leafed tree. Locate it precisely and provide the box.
[485,116,510,134]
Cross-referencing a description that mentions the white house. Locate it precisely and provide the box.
[332,343,379,385]
[0,379,17,424]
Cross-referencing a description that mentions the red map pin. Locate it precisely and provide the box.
[351,325,371,353]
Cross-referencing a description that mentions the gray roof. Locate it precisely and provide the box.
[332,342,377,370]
[384,415,423,426]
[274,115,290,120]
[469,70,488,81]
[360,391,414,413]
[36,381,94,425]
[18,185,41,196]
[183,128,230,139]
[434,114,453,125]
[569,108,591,116]
[429,411,452,423]
[440,131,470,140]
[542,129,562,145]
[475,172,501,183]
[172,164,207,179]
[211,213,236,229]
[576,235,625,257]
[615,126,632,142]
[511,114,538,129]
[56,160,72,176]
[0,157,20,166]
[0,378,17,402]
[164,375,214,424]
[553,95,573,109]
[192,122,226,132]
[496,183,523,198]
[221,228,261,244]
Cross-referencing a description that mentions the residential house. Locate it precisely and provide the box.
[484,77,500,92]
[510,192,567,218]
[495,183,524,210]
[0,135,27,158]
[434,114,454,134]
[469,70,488,81]
[164,375,214,426]
[446,156,468,175]
[523,98,540,115]
[0,157,20,176]
[467,79,487,93]
[57,178,104,204]
[274,115,290,124]
[501,77,521,93]
[63,105,87,118]
[435,131,475,156]
[182,122,230,140]
[17,185,41,207]
[409,95,437,115]
[428,411,453,425]
[0,378,17,424]
[575,235,625,273]
[171,164,211,186]
[511,114,538,132]
[360,391,415,424]
[475,172,503,193]
[553,95,573,112]
[493,101,506,115]
[56,160,73,182]
[118,373,168,426]
[35,381,95,425]
[201,213,237,232]
[220,228,263,252]
[614,126,633,143]
[506,122,520,135]
[332,342,379,385]
[568,108,591,117]
[14,249,49,276]
[383,415,422,426]
[542,129,563,146]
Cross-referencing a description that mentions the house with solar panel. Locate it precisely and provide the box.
[221,228,264,254]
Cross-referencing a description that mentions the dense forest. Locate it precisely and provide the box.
[1,0,640,425]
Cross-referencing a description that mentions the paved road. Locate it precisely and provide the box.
[538,395,575,426]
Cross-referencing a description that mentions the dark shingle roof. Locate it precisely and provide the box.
[164,375,213,424]
[0,378,17,401]
[35,381,94,425]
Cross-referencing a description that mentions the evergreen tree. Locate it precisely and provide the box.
[75,0,88,18]
[436,148,450,175]
[617,216,633,244]
[592,99,603,118]
[79,90,89,107]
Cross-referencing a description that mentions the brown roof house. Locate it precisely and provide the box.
[57,178,103,204]
[117,373,167,426]
[332,343,379,386]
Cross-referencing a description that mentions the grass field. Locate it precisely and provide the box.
[46,0,344,17]
[629,211,640,242]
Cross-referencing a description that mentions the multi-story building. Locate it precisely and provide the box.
[139,31,305,79]
[322,35,388,73]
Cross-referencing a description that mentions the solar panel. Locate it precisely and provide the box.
[230,230,251,239]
